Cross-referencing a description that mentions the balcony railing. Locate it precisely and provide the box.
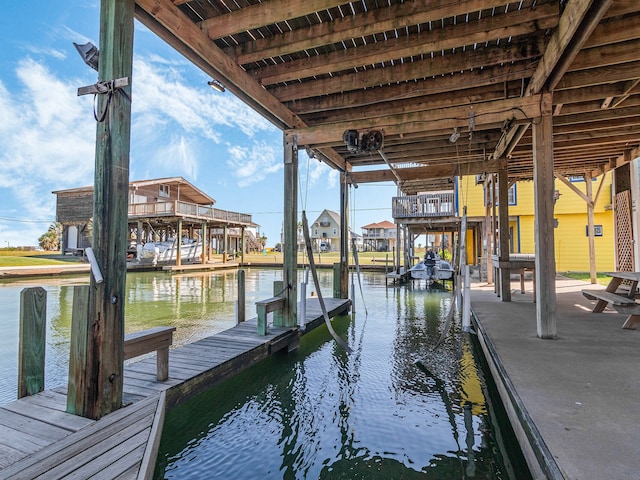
[392,192,456,219]
[362,231,396,239]
[128,201,252,225]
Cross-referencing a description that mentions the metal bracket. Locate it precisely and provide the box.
[77,77,129,97]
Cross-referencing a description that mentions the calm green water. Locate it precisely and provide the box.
[155,275,531,480]
[0,269,531,479]
[0,269,304,404]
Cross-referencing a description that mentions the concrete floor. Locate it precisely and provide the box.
[471,276,640,480]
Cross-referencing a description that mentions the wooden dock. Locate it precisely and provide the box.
[385,267,411,284]
[0,297,350,479]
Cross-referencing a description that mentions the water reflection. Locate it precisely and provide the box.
[0,269,317,404]
[156,274,532,480]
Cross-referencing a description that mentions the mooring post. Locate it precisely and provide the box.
[299,267,309,329]
[18,287,47,398]
[237,269,245,324]
[67,285,90,415]
[333,263,341,298]
[82,0,135,419]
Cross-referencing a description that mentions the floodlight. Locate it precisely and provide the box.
[73,42,99,71]
[208,79,225,92]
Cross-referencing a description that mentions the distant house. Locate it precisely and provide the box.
[310,209,341,252]
[53,177,259,256]
[361,221,397,252]
[308,210,366,252]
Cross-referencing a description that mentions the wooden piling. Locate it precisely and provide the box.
[18,287,47,398]
[84,0,135,419]
[67,285,90,415]
[237,269,245,323]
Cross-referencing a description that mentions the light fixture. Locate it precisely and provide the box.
[449,127,460,143]
[207,79,225,92]
[73,42,99,71]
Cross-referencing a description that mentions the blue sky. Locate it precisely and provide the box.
[0,2,397,248]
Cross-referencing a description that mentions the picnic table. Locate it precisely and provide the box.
[491,254,536,302]
[582,271,640,329]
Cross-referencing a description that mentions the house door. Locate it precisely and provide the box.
[67,225,78,250]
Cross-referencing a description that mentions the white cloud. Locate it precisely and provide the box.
[305,157,335,188]
[24,45,67,60]
[152,136,199,180]
[0,58,95,193]
[0,49,281,245]
[132,56,275,142]
[226,142,282,187]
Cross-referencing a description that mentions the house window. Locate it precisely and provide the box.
[159,184,170,198]
[485,183,517,206]
[508,184,517,205]
[586,225,603,236]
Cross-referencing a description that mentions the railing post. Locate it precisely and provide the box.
[18,287,47,398]
[273,280,284,326]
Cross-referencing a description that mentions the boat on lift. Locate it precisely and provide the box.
[409,254,455,282]
[136,238,203,265]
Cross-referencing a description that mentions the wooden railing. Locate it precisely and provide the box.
[392,192,456,219]
[128,200,252,225]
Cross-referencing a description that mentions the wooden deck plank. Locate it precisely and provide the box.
[0,443,23,470]
[0,401,92,433]
[0,423,53,452]
[166,351,228,367]
[0,297,351,479]
[89,443,146,480]
[0,396,158,480]
[124,369,175,385]
[44,426,151,479]
[177,340,255,355]
[0,408,70,442]
[17,389,69,412]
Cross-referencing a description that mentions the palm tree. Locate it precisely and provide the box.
[38,222,63,251]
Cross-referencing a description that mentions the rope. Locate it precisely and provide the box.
[302,211,352,353]
[351,237,368,315]
[92,80,130,123]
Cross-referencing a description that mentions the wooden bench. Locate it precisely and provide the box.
[124,326,176,381]
[582,290,640,329]
[256,297,285,335]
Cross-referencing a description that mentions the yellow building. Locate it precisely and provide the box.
[458,173,614,272]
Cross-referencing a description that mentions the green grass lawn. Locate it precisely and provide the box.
[0,249,80,267]
[560,271,611,286]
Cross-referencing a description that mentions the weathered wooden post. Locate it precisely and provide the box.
[18,287,47,398]
[498,167,511,302]
[223,225,228,262]
[273,280,284,326]
[176,219,183,266]
[201,221,207,264]
[339,171,349,298]
[67,285,90,414]
[282,132,298,327]
[533,92,557,338]
[237,269,245,324]
[333,263,341,298]
[76,0,135,419]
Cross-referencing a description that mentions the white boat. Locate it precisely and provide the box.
[136,239,203,265]
[409,256,455,281]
